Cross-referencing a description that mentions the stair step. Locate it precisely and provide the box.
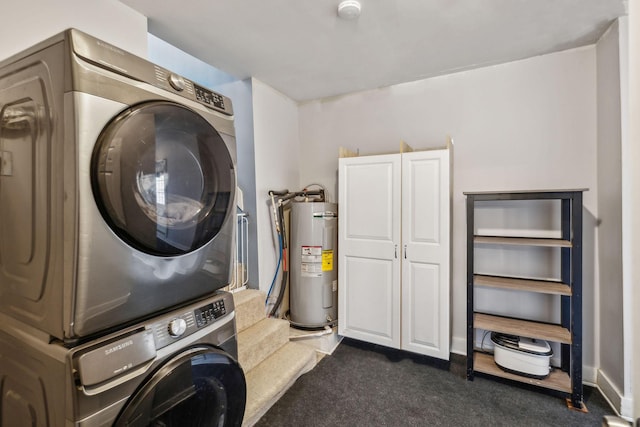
[242,342,317,427]
[233,289,266,333]
[238,317,290,373]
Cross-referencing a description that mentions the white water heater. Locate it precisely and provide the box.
[289,202,338,328]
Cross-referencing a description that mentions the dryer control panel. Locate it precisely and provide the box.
[69,28,234,116]
[194,84,226,110]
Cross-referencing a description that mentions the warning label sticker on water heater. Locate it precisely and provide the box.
[322,250,334,272]
[301,246,323,277]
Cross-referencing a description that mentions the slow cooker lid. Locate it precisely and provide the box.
[491,332,553,356]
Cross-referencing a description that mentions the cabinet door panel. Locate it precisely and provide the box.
[403,261,441,351]
[343,163,395,242]
[339,256,398,347]
[401,150,450,359]
[338,154,401,349]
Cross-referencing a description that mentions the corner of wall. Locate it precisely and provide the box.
[251,78,300,293]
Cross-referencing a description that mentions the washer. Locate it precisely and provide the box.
[0,29,237,341]
[0,291,246,426]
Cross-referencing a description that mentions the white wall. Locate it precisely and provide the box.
[596,18,626,414]
[0,0,147,60]
[299,47,599,375]
[252,79,301,293]
[628,0,640,422]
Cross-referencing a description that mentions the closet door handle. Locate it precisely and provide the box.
[394,245,398,259]
[404,245,407,259]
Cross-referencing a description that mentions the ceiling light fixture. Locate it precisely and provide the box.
[337,0,361,20]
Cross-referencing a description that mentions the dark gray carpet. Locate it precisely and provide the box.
[256,338,614,427]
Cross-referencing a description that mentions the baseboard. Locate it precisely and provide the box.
[597,369,632,419]
[451,336,466,356]
[619,395,634,421]
[583,364,597,385]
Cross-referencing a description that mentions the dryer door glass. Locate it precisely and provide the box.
[92,101,235,256]
[114,346,246,427]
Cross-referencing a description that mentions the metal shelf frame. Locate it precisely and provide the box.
[464,189,585,410]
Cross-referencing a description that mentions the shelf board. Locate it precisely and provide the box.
[473,351,571,393]
[474,274,571,296]
[474,313,571,344]
[474,236,572,247]
[464,189,588,197]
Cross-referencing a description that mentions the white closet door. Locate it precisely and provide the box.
[401,149,450,359]
[338,154,401,349]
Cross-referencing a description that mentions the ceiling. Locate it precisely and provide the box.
[120,0,627,102]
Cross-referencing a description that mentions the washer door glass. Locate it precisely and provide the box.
[92,101,235,256]
[115,346,246,427]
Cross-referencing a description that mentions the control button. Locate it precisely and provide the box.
[168,74,186,91]
[168,318,187,337]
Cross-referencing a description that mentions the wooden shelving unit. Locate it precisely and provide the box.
[465,189,586,410]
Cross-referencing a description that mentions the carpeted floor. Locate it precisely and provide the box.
[256,338,615,426]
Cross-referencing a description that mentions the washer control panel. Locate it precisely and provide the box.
[150,295,228,348]
[194,299,226,327]
[71,292,234,389]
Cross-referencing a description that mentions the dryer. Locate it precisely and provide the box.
[0,29,237,341]
[0,291,246,426]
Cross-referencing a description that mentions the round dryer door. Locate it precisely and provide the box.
[92,101,235,256]
[114,345,246,427]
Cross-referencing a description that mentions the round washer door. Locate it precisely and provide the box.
[92,101,235,256]
[114,345,246,427]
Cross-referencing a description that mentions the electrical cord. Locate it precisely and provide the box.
[480,330,492,353]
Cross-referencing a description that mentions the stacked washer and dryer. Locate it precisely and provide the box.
[0,29,246,426]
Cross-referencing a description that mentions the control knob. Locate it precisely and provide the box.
[168,73,186,91]
[168,318,187,337]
